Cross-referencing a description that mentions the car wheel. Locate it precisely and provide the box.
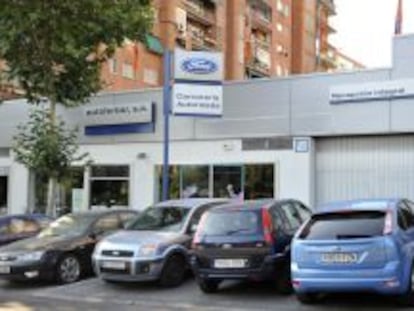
[197,278,220,294]
[296,293,320,304]
[398,265,414,306]
[56,254,81,284]
[159,254,186,287]
[276,264,293,295]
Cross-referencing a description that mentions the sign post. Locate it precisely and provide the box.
[162,50,172,201]
[161,48,223,201]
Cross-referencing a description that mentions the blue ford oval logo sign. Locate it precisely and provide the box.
[181,58,218,75]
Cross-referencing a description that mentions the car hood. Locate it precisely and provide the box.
[101,230,184,246]
[0,234,81,254]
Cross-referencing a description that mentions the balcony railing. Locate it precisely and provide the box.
[184,0,215,26]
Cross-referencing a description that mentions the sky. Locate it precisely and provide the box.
[331,0,414,68]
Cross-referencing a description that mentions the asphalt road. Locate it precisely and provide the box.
[0,277,408,311]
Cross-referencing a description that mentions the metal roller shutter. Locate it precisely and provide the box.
[316,135,414,206]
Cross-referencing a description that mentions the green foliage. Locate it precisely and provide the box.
[0,0,153,106]
[12,108,88,181]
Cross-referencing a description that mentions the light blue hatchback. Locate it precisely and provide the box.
[291,198,414,306]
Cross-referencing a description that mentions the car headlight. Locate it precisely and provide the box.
[17,251,45,261]
[137,244,158,257]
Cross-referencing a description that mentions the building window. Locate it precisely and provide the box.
[90,165,129,209]
[244,165,274,199]
[34,167,84,215]
[181,166,209,198]
[108,58,117,74]
[277,0,283,13]
[213,166,243,198]
[122,62,134,79]
[156,163,274,201]
[276,23,283,32]
[276,64,282,76]
[143,68,158,85]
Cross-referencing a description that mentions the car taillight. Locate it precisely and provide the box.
[262,208,274,245]
[191,213,208,249]
[383,209,393,235]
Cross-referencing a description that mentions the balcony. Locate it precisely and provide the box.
[319,0,336,15]
[251,11,272,33]
[319,49,336,69]
[184,0,215,26]
[254,38,271,50]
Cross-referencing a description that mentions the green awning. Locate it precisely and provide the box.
[145,34,164,55]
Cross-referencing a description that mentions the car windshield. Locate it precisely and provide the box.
[38,214,95,238]
[126,206,190,232]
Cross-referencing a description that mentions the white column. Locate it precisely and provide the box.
[133,156,155,210]
[82,166,91,211]
[8,161,30,214]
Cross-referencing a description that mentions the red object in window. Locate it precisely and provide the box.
[261,208,274,245]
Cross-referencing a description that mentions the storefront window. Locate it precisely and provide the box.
[244,164,274,199]
[34,167,84,215]
[155,165,180,202]
[213,166,243,198]
[90,165,129,209]
[181,166,209,198]
[0,176,7,214]
[155,163,274,201]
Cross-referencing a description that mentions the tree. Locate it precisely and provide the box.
[0,1,153,215]
[13,108,88,215]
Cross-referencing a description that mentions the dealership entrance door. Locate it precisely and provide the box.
[0,176,7,214]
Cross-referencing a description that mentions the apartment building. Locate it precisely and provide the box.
[102,0,342,90]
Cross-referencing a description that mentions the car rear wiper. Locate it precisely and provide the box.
[335,234,373,239]
[225,228,252,235]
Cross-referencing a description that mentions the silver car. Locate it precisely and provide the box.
[92,198,228,287]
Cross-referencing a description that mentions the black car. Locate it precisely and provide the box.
[0,209,138,284]
[191,199,312,293]
[0,214,53,246]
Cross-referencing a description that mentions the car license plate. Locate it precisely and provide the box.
[214,259,246,269]
[101,261,126,270]
[0,266,10,274]
[321,252,358,264]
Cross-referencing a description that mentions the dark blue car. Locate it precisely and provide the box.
[191,199,312,293]
[291,198,414,306]
[0,214,53,246]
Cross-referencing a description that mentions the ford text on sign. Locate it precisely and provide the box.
[172,83,223,117]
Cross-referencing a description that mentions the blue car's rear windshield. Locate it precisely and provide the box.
[298,211,386,240]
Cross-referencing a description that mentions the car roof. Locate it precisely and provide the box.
[210,199,292,212]
[154,198,229,209]
[315,198,401,215]
[0,213,52,222]
[66,209,138,218]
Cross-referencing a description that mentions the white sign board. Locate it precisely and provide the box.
[84,102,152,126]
[174,49,224,82]
[330,79,414,104]
[172,83,223,116]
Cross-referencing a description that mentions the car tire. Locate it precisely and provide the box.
[159,254,186,287]
[296,293,320,305]
[56,254,81,284]
[398,265,414,307]
[276,264,293,295]
[197,278,220,294]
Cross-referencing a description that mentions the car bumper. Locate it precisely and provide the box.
[0,261,54,281]
[291,262,405,295]
[93,256,165,282]
[191,254,283,281]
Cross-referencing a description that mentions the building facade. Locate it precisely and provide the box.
[0,34,412,215]
[101,0,343,91]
